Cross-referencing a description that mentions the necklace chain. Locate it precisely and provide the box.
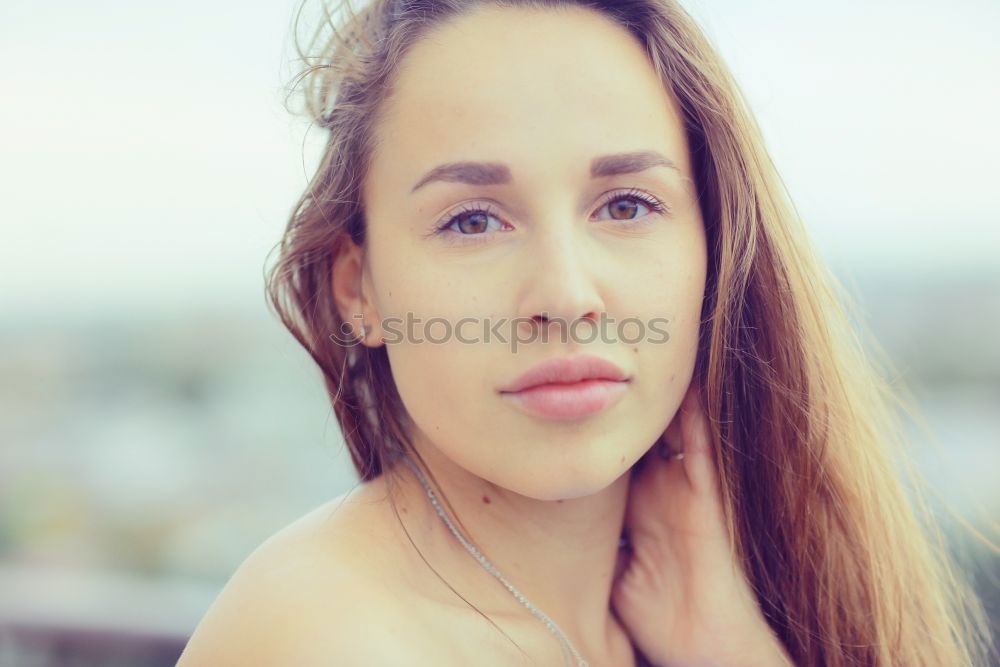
[400,454,589,667]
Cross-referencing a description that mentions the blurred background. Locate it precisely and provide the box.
[1,0,997,664]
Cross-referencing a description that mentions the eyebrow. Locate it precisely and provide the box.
[409,150,679,194]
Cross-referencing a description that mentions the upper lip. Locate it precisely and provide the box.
[499,354,630,393]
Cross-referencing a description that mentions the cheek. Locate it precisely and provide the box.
[384,338,506,480]
[367,229,499,322]
[624,238,705,337]
[625,247,706,407]
[366,228,508,449]
[385,341,468,424]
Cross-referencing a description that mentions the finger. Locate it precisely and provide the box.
[678,381,720,499]
[631,384,700,493]
[659,409,691,477]
[639,393,693,495]
[629,424,688,515]
[636,431,684,490]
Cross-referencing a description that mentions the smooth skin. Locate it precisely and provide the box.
[180,4,791,665]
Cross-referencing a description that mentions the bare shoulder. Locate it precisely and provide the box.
[177,478,438,666]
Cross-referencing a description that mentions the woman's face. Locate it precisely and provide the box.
[356,5,706,500]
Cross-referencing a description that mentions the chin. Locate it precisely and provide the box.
[494,454,630,502]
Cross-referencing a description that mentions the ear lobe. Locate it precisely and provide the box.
[331,240,367,327]
[663,406,684,452]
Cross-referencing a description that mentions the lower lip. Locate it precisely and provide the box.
[500,379,629,420]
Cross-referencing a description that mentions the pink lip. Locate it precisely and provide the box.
[498,354,631,420]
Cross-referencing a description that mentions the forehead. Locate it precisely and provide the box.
[369,5,690,192]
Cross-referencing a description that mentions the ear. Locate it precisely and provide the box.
[331,240,382,346]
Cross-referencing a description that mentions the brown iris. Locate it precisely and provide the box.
[457,212,490,234]
[609,198,639,220]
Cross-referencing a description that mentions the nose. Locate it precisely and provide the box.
[514,226,606,343]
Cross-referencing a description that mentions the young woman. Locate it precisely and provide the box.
[179,1,993,665]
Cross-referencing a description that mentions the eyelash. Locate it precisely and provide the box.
[429,188,671,246]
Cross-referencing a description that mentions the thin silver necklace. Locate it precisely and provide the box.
[400,454,589,667]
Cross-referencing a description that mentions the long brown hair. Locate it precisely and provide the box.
[264,0,996,664]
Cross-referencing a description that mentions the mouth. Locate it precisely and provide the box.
[499,378,630,420]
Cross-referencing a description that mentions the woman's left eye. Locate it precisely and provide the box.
[592,189,670,223]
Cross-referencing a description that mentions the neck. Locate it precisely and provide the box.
[386,432,633,661]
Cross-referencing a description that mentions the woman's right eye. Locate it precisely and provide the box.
[433,203,511,244]
[445,210,503,235]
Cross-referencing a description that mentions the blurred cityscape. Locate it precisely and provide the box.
[0,267,997,665]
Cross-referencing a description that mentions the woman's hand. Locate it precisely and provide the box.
[611,381,793,667]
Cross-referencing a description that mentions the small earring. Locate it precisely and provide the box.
[657,436,684,461]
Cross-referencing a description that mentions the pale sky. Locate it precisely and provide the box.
[2,0,997,315]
